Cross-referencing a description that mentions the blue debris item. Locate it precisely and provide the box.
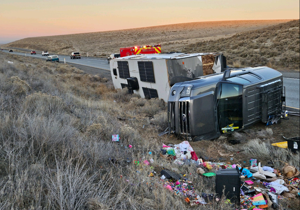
[240,168,252,178]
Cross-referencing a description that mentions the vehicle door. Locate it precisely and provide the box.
[217,82,243,131]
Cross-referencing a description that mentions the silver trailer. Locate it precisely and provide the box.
[168,67,285,140]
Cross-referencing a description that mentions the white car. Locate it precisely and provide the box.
[70,52,81,59]
[42,51,49,56]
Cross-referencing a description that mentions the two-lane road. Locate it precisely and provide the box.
[2,49,110,70]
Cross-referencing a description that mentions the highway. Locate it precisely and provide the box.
[1,49,299,110]
[283,78,299,109]
[2,49,110,70]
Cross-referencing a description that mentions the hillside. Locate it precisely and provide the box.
[4,20,290,56]
[184,20,300,70]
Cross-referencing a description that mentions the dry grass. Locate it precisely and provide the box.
[0,51,299,209]
[4,20,290,57]
[185,20,300,70]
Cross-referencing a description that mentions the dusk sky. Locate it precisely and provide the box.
[0,0,298,44]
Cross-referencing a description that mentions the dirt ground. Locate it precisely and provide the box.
[162,116,300,165]
[4,20,291,56]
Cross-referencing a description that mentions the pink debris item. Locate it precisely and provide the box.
[175,181,180,185]
[143,160,150,165]
[165,185,173,191]
[129,145,132,148]
[245,180,254,185]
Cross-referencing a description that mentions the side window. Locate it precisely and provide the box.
[117,61,130,79]
[138,61,155,83]
[113,68,117,76]
[142,87,158,99]
[217,83,243,131]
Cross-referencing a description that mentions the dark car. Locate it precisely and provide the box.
[9,49,13,52]
[31,51,36,55]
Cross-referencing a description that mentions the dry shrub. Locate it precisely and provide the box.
[23,92,67,116]
[233,60,241,68]
[120,124,140,143]
[243,138,300,169]
[88,198,109,210]
[150,112,168,131]
[130,97,147,107]
[108,88,138,103]
[7,76,31,96]
[56,65,78,74]
[95,83,111,95]
[140,98,165,117]
[85,124,103,137]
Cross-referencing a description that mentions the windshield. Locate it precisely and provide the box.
[217,82,243,132]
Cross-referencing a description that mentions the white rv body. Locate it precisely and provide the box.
[110,53,225,102]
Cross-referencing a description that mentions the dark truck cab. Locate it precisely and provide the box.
[168,67,284,140]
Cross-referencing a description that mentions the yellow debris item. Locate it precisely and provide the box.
[271,141,288,149]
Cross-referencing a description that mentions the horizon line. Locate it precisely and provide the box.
[6,18,296,42]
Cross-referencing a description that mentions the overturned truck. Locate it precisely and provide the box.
[168,67,285,140]
[110,53,226,102]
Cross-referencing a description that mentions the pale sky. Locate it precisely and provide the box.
[0,0,298,43]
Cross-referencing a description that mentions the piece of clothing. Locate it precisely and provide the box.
[268,179,289,194]
[262,166,274,172]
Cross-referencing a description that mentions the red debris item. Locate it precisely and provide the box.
[191,151,198,161]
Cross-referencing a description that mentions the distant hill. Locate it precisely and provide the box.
[184,20,299,70]
[4,20,290,57]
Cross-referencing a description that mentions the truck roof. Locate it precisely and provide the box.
[115,52,220,60]
[175,66,283,89]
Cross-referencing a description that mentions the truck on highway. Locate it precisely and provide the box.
[70,52,81,59]
[120,45,161,57]
[108,45,161,63]
[110,52,226,102]
[46,55,59,62]
[168,67,286,140]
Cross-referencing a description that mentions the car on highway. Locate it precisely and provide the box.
[9,49,13,52]
[31,51,36,55]
[42,51,49,56]
[46,55,59,62]
[70,52,81,59]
